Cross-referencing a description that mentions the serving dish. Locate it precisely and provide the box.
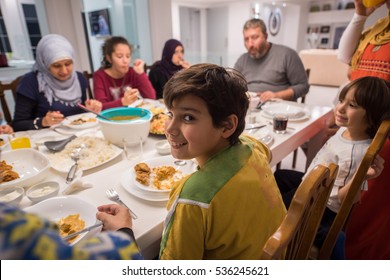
[26,181,60,203]
[1,149,50,188]
[0,186,24,206]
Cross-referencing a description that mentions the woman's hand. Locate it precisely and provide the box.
[85,99,102,113]
[179,60,190,69]
[0,124,13,134]
[133,59,145,75]
[97,204,132,231]
[121,87,139,106]
[42,111,64,127]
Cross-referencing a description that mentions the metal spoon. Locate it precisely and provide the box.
[44,135,77,152]
[66,144,86,184]
[77,103,111,121]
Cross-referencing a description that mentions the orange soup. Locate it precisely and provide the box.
[109,116,141,121]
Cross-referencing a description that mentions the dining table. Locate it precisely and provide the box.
[12,100,333,259]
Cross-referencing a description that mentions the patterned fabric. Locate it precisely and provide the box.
[351,11,390,71]
[159,135,286,260]
[350,43,390,81]
[0,203,142,260]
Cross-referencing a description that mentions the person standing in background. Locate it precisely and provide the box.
[234,18,309,102]
[148,39,190,99]
[337,0,390,259]
[93,36,156,110]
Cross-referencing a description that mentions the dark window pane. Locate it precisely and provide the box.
[30,36,41,47]
[22,4,37,18]
[26,22,41,34]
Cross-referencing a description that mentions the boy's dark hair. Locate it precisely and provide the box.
[163,63,249,145]
[100,36,133,68]
[339,76,390,138]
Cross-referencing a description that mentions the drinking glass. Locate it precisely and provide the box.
[122,137,143,161]
[9,133,31,149]
[273,114,288,134]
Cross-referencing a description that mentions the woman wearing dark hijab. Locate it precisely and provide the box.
[148,39,190,99]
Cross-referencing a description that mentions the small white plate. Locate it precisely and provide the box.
[61,113,99,130]
[24,196,99,245]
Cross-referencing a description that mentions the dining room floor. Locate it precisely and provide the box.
[275,85,339,173]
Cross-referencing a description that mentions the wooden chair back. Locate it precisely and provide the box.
[262,163,338,259]
[82,71,94,99]
[316,119,390,259]
[0,76,22,124]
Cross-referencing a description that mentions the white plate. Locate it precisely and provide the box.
[261,102,310,121]
[120,173,169,202]
[131,156,196,193]
[61,113,99,130]
[43,137,123,173]
[24,196,99,245]
[1,149,50,188]
[252,129,274,147]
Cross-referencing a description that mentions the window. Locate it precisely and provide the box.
[22,4,41,59]
[0,8,12,53]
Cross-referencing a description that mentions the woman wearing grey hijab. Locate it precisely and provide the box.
[12,34,102,131]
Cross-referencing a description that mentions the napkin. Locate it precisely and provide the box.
[62,179,93,195]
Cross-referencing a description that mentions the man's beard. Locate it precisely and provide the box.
[248,43,268,59]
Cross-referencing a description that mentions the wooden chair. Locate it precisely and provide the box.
[82,71,94,99]
[314,119,390,259]
[143,63,152,74]
[0,76,22,124]
[262,162,338,259]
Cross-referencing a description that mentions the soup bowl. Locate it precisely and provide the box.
[97,107,153,148]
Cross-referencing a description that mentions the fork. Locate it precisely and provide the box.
[106,188,138,219]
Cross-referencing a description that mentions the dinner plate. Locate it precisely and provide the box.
[261,102,310,121]
[61,113,99,130]
[120,173,169,202]
[131,155,196,193]
[24,196,100,245]
[43,137,123,173]
[1,149,50,188]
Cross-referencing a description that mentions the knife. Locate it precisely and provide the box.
[62,222,103,241]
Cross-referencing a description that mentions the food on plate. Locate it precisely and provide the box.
[0,160,20,183]
[134,162,184,190]
[0,138,4,146]
[58,214,85,242]
[46,136,117,170]
[109,115,141,121]
[69,117,96,125]
[134,162,151,185]
[150,113,169,135]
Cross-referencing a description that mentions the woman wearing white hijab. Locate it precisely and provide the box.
[12,34,102,131]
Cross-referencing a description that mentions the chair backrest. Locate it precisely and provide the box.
[316,119,390,259]
[299,69,310,104]
[261,163,338,259]
[82,71,94,99]
[144,64,152,74]
[0,76,22,124]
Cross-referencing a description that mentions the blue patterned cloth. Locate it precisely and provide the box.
[0,203,143,260]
